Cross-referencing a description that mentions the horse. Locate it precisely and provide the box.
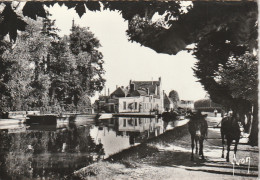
[221,114,240,162]
[187,112,208,161]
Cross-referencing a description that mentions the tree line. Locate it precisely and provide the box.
[0,14,105,113]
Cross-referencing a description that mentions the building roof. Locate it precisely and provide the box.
[137,90,148,96]
[128,89,148,97]
[164,93,173,104]
[136,90,148,96]
[110,87,129,97]
[131,81,160,95]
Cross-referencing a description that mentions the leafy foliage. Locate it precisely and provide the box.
[70,26,101,55]
[41,12,60,40]
[0,39,12,97]
[103,1,181,21]
[0,3,27,42]
[22,2,46,20]
[0,1,102,42]
[194,99,222,112]
[2,19,50,110]
[0,15,105,112]
[168,90,179,103]
[125,2,257,55]
[216,53,258,104]
[65,25,106,108]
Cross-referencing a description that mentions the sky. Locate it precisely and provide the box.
[48,4,206,101]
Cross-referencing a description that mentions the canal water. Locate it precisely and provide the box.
[0,117,186,179]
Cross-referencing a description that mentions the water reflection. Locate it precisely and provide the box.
[0,117,183,179]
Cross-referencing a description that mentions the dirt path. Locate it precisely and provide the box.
[72,116,259,180]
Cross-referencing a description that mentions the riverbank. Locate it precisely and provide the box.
[71,117,259,180]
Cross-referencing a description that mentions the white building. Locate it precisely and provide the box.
[97,77,164,113]
[117,77,163,113]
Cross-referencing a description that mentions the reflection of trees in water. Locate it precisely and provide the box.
[0,131,12,180]
[0,130,35,180]
[0,124,105,179]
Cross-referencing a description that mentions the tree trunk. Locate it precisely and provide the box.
[232,99,251,131]
[248,103,258,146]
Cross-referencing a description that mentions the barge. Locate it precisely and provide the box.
[26,115,57,125]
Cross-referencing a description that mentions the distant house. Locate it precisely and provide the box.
[96,77,164,113]
[177,100,194,110]
[106,86,129,112]
[110,86,129,98]
[119,77,163,113]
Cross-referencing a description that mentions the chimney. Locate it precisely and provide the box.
[108,88,110,96]
[130,82,135,93]
[121,86,124,89]
[72,18,75,29]
[116,85,118,89]
[159,77,161,82]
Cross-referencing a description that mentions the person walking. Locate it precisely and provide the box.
[221,108,225,118]
[228,109,233,117]
[214,109,218,117]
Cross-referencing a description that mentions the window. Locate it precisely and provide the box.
[135,102,138,110]
[135,119,138,126]
[123,119,126,127]
[123,101,126,110]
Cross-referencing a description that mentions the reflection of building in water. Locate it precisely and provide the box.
[117,117,164,144]
[118,117,163,132]
[96,118,119,132]
[95,117,164,146]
